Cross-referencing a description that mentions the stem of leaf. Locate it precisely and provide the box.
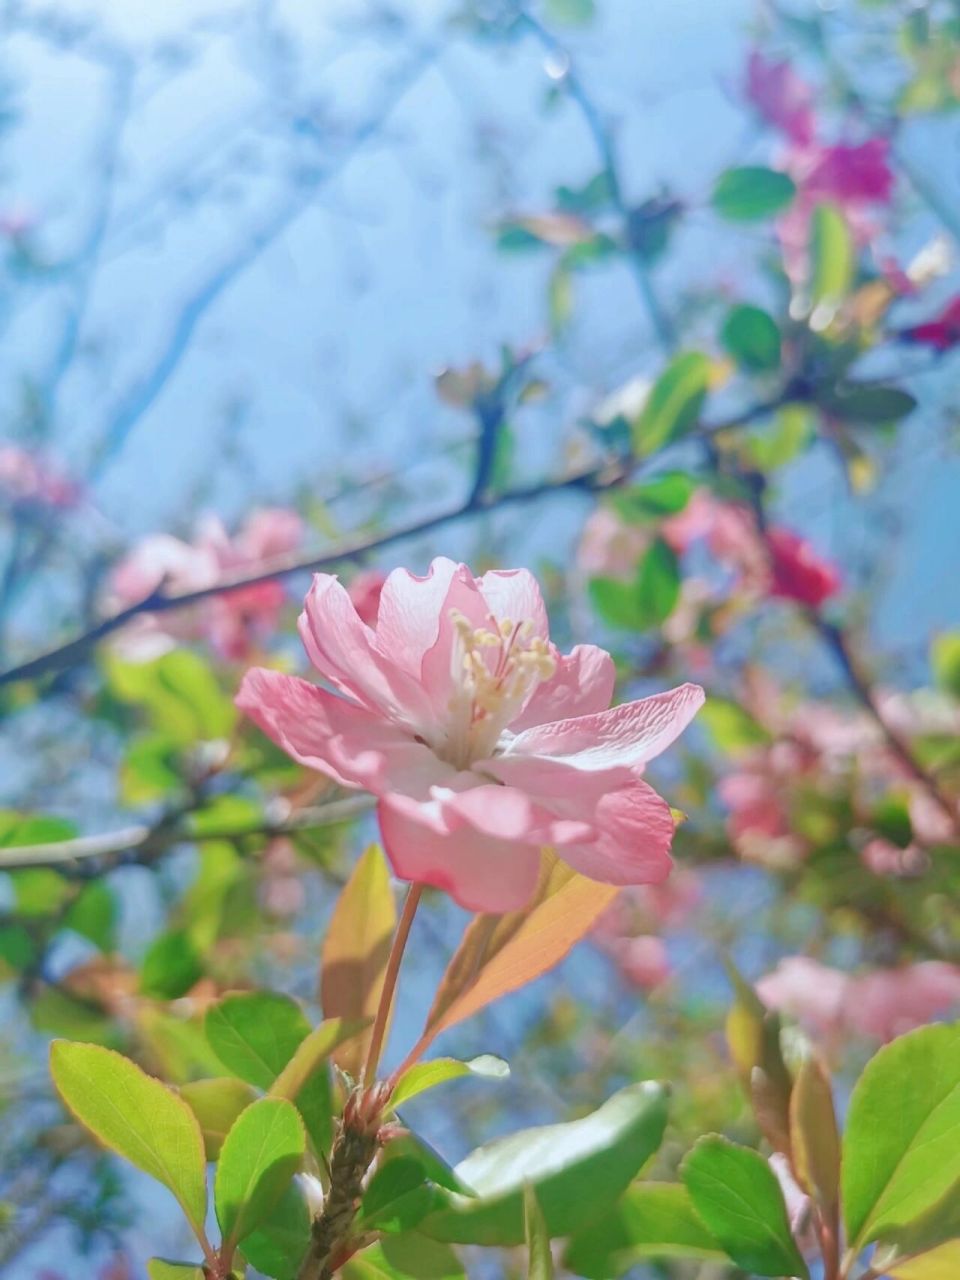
[362,883,423,1087]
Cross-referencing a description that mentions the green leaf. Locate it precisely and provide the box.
[360,1158,436,1233]
[242,1178,312,1280]
[206,993,311,1090]
[633,352,710,454]
[888,1242,960,1279]
[389,1056,509,1109]
[932,633,960,699]
[215,1098,305,1248]
[548,264,574,336]
[712,167,796,220]
[269,1017,371,1104]
[320,844,396,1080]
[563,1183,724,1278]
[588,577,646,630]
[0,811,76,848]
[419,1082,668,1246]
[9,867,71,917]
[180,1078,258,1161]
[816,382,917,423]
[681,1136,808,1278]
[50,1041,208,1241]
[721,304,782,372]
[64,882,116,951]
[141,929,204,1000]
[525,1185,554,1279]
[343,1237,465,1279]
[700,698,770,756]
[790,1054,840,1214]
[610,472,695,521]
[545,0,595,24]
[810,202,854,306]
[147,1263,205,1280]
[635,538,681,627]
[105,650,235,743]
[842,1023,960,1248]
[205,992,333,1156]
[743,403,814,471]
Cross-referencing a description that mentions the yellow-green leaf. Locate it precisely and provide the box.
[320,845,396,1078]
[50,1041,208,1241]
[389,1056,509,1109]
[215,1097,305,1248]
[790,1054,840,1214]
[525,1185,554,1279]
[269,1017,371,1103]
[180,1078,258,1161]
[420,851,619,1051]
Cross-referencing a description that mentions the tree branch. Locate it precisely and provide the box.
[0,795,372,876]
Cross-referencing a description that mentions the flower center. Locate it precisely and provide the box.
[438,610,556,769]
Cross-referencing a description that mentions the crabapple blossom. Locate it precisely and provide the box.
[237,557,704,912]
[110,507,304,661]
[0,446,81,511]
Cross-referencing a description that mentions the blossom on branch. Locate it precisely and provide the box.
[110,507,304,661]
[238,557,704,912]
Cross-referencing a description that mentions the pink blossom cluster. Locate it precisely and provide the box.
[238,557,704,912]
[593,868,703,990]
[110,508,305,662]
[0,445,81,511]
[745,50,894,286]
[757,954,960,1044]
[579,488,841,619]
[720,679,959,866]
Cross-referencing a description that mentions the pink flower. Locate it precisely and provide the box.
[756,957,851,1038]
[745,50,816,146]
[576,507,648,580]
[610,935,671,990]
[237,558,704,912]
[347,569,388,627]
[798,138,894,206]
[0,446,81,510]
[766,526,842,608]
[110,508,304,661]
[846,964,960,1041]
[900,295,960,352]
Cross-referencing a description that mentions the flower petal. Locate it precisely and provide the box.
[504,682,705,771]
[510,644,616,732]
[298,573,433,724]
[373,558,460,676]
[236,667,447,794]
[478,568,549,636]
[377,796,542,912]
[556,779,676,885]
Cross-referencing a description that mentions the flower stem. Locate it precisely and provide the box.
[362,883,423,1087]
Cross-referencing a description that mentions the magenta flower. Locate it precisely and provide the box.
[237,557,704,912]
[744,50,816,146]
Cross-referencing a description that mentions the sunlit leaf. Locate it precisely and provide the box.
[389,1055,509,1108]
[681,1136,808,1278]
[633,352,710,454]
[843,1024,960,1248]
[50,1041,208,1240]
[147,1263,204,1280]
[810,202,854,306]
[180,1078,258,1161]
[790,1054,840,1214]
[419,1082,668,1246]
[269,1017,371,1103]
[215,1098,305,1247]
[320,844,396,1079]
[420,851,619,1050]
[525,1184,554,1279]
[140,929,204,1000]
